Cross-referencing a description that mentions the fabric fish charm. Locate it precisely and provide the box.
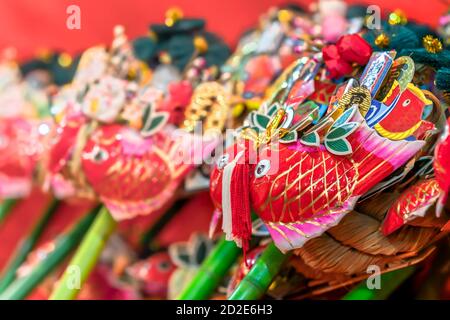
[373,82,432,140]
[381,178,442,235]
[81,124,213,220]
[210,93,426,253]
[127,252,176,298]
[381,117,450,235]
[48,77,217,220]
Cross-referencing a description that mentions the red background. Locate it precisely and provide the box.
[0,0,447,60]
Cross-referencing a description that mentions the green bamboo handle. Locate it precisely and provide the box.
[342,266,416,300]
[0,210,98,300]
[177,236,241,300]
[49,206,117,300]
[228,242,289,300]
[0,198,18,224]
[0,199,60,294]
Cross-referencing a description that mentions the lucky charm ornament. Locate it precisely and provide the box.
[210,52,433,253]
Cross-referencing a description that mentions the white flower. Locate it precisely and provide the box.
[82,76,127,123]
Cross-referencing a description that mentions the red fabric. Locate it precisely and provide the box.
[230,162,252,254]
[0,0,446,61]
[323,34,373,79]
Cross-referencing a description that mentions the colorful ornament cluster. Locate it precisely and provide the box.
[0,1,449,300]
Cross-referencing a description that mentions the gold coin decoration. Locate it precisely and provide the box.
[338,87,371,116]
[182,82,228,134]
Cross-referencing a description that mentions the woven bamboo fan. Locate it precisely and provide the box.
[281,190,449,299]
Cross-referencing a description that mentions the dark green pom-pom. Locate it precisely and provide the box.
[436,68,450,91]
[201,32,231,68]
[151,18,205,36]
[20,58,50,75]
[406,21,438,40]
[50,54,80,86]
[364,23,420,51]
[399,48,450,69]
[132,37,156,62]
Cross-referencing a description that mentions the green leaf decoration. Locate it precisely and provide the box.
[194,237,209,265]
[255,114,271,130]
[332,105,356,128]
[326,122,359,141]
[141,112,168,137]
[248,111,257,126]
[300,131,320,146]
[141,104,153,126]
[169,244,192,268]
[280,130,298,144]
[267,103,280,116]
[325,138,352,155]
[250,126,261,134]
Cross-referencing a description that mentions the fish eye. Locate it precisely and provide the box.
[83,145,109,163]
[255,159,271,178]
[157,261,171,272]
[93,146,109,162]
[402,99,411,107]
[216,154,229,169]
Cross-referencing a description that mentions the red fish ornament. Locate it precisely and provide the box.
[210,78,427,253]
[48,75,217,220]
[81,124,210,220]
[381,116,450,235]
[381,178,442,235]
[127,252,176,298]
[374,83,432,140]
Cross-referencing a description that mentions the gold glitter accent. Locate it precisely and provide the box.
[388,9,407,25]
[265,109,286,143]
[375,33,390,48]
[165,7,183,27]
[422,35,443,54]
[182,82,228,133]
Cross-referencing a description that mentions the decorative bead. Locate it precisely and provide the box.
[159,51,172,64]
[165,7,183,27]
[194,36,208,54]
[277,9,293,24]
[58,53,73,68]
[388,9,407,25]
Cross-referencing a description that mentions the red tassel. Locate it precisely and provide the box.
[230,159,252,264]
